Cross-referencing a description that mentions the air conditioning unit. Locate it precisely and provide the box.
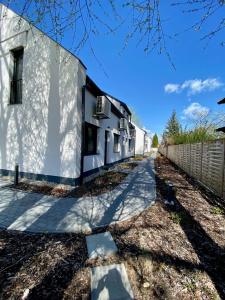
[130,129,136,138]
[119,118,128,130]
[95,96,110,119]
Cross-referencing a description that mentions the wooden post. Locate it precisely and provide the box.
[14,164,19,185]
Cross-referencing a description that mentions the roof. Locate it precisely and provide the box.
[0,4,87,69]
[105,92,132,115]
[86,76,124,118]
[86,76,132,117]
[131,121,146,133]
[216,126,225,133]
[218,98,225,104]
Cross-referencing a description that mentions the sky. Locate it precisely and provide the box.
[77,2,225,137]
[3,1,225,136]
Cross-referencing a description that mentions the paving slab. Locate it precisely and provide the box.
[0,179,12,188]
[86,232,117,259]
[91,264,134,300]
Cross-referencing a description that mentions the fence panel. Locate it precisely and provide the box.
[190,143,202,181]
[183,144,191,173]
[201,140,225,197]
[159,139,225,199]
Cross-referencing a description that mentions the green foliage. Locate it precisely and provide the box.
[169,126,216,145]
[170,211,190,224]
[164,110,181,138]
[163,111,225,145]
[211,206,225,215]
[152,134,158,147]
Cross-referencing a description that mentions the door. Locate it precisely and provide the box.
[104,131,109,165]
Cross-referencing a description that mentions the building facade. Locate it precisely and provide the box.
[0,4,147,185]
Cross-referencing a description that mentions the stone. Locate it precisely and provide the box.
[86,232,118,259]
[91,264,134,300]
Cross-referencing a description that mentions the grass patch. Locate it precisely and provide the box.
[211,206,225,215]
[170,211,189,224]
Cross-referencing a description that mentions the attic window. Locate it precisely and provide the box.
[10,47,24,104]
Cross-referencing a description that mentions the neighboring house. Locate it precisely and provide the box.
[216,98,225,133]
[132,123,151,155]
[144,134,152,153]
[0,4,140,185]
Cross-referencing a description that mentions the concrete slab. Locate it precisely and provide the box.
[0,179,12,188]
[91,264,134,300]
[86,232,117,259]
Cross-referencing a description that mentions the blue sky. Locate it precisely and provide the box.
[77,2,225,136]
[4,1,225,136]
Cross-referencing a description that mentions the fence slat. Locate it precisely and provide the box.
[159,139,225,199]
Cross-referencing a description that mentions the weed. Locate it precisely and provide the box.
[211,206,225,215]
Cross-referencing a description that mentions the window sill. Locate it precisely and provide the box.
[84,153,99,156]
[8,103,22,106]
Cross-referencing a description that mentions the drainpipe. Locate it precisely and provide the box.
[80,85,86,185]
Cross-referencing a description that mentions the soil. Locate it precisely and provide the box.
[11,171,128,198]
[1,155,224,299]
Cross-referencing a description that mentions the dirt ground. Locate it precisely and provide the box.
[0,155,225,299]
[10,162,139,198]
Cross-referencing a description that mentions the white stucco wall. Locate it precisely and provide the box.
[84,90,134,173]
[0,4,86,181]
[144,135,152,153]
[132,123,146,155]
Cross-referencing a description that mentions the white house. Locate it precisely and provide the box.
[0,4,141,185]
[132,123,152,155]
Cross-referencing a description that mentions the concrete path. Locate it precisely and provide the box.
[0,158,156,233]
[91,264,134,300]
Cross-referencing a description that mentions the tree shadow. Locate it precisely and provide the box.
[155,173,225,299]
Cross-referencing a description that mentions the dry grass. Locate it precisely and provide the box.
[68,172,127,197]
[11,171,128,198]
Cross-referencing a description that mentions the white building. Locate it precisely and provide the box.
[132,123,152,155]
[0,4,144,185]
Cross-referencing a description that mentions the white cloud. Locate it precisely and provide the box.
[164,78,223,95]
[164,83,180,93]
[183,102,210,120]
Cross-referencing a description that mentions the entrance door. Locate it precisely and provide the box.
[104,131,109,165]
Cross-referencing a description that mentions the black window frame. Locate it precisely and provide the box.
[84,122,98,155]
[10,47,24,105]
[129,139,132,152]
[113,133,120,153]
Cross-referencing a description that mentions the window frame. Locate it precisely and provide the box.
[113,133,120,153]
[9,47,24,105]
[84,122,98,155]
[129,139,132,152]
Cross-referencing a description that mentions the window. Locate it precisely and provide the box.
[10,47,24,104]
[84,122,98,155]
[114,133,120,152]
[129,139,132,152]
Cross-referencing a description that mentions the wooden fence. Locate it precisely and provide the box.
[159,139,225,200]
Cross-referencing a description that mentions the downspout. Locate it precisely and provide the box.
[143,132,146,156]
[80,85,86,185]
